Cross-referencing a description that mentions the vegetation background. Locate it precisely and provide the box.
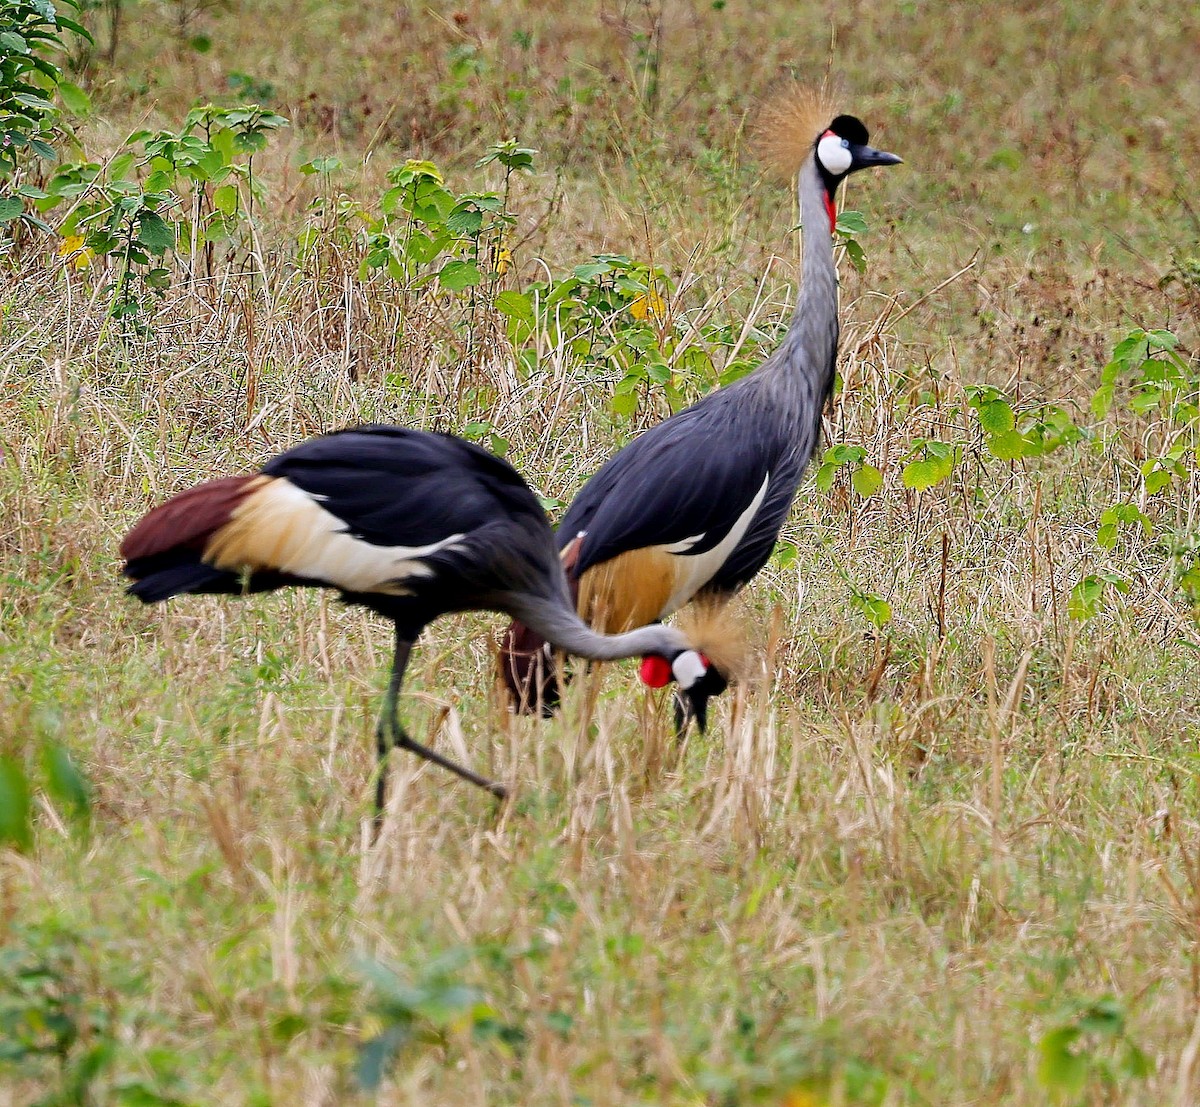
[2,0,1199,1103]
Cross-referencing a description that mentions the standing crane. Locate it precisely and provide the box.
[501,93,901,715]
[120,424,733,814]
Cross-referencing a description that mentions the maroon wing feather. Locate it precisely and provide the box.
[121,475,259,562]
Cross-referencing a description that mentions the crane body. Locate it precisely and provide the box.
[502,105,901,713]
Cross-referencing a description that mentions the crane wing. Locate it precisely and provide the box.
[562,399,788,580]
[261,425,545,549]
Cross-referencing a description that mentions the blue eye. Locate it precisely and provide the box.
[842,139,850,148]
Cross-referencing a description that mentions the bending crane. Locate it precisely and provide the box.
[121,425,731,813]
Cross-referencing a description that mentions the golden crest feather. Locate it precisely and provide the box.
[674,597,754,682]
[754,83,840,180]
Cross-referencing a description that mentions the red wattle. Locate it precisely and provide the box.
[825,191,837,235]
[640,655,672,688]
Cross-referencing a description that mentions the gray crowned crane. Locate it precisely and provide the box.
[120,424,733,814]
[501,92,901,718]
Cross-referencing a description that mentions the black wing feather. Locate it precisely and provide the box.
[263,425,546,549]
[561,398,788,577]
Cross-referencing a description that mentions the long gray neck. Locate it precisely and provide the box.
[758,155,840,398]
[512,597,689,661]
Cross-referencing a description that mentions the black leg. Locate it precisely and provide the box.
[374,628,507,825]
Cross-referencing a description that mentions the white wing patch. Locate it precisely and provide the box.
[665,533,706,553]
[662,472,771,614]
[205,477,465,595]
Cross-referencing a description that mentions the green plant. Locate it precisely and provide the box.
[0,0,91,228]
[1092,327,1198,426]
[0,922,192,1104]
[815,442,883,498]
[37,102,285,326]
[900,438,958,491]
[835,209,870,274]
[1074,328,1200,621]
[354,951,483,1092]
[0,740,89,852]
[1037,996,1150,1101]
[965,385,1082,461]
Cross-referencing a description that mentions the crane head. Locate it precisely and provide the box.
[639,650,727,733]
[815,115,903,179]
[755,87,902,233]
[814,115,902,232]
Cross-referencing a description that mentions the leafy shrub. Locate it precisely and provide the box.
[0,0,91,229]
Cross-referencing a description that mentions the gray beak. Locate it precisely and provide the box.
[849,144,903,171]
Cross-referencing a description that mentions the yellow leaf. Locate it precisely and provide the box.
[782,1090,827,1107]
[629,287,666,321]
[57,233,85,256]
[57,234,94,270]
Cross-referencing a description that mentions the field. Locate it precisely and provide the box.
[3,0,1200,1103]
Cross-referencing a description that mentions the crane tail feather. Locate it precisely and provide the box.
[120,474,272,603]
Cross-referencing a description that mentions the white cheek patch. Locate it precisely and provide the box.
[672,649,707,690]
[816,134,852,175]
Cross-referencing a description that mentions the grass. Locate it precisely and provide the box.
[2,0,1200,1103]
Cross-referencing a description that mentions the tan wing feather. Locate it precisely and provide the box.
[204,477,460,595]
[576,547,678,634]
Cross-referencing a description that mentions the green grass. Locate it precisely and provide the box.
[2,0,1200,1103]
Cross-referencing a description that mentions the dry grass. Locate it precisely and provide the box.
[2,0,1200,1103]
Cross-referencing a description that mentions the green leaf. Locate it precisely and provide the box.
[814,460,838,492]
[213,183,239,215]
[1068,575,1106,621]
[300,155,342,175]
[1037,1026,1087,1094]
[1090,382,1115,419]
[902,458,947,491]
[573,261,611,282]
[57,80,91,115]
[0,31,30,53]
[986,429,1028,461]
[1143,469,1172,495]
[41,744,90,820]
[852,593,892,628]
[851,463,883,497]
[136,209,175,255]
[836,210,868,235]
[445,209,484,236]
[774,542,798,570]
[437,259,481,291]
[0,197,24,222]
[14,91,55,113]
[0,757,33,852]
[611,391,638,418]
[108,152,136,183]
[978,399,1015,434]
[842,239,867,274]
[494,290,534,326]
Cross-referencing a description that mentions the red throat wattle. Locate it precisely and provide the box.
[639,655,672,688]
